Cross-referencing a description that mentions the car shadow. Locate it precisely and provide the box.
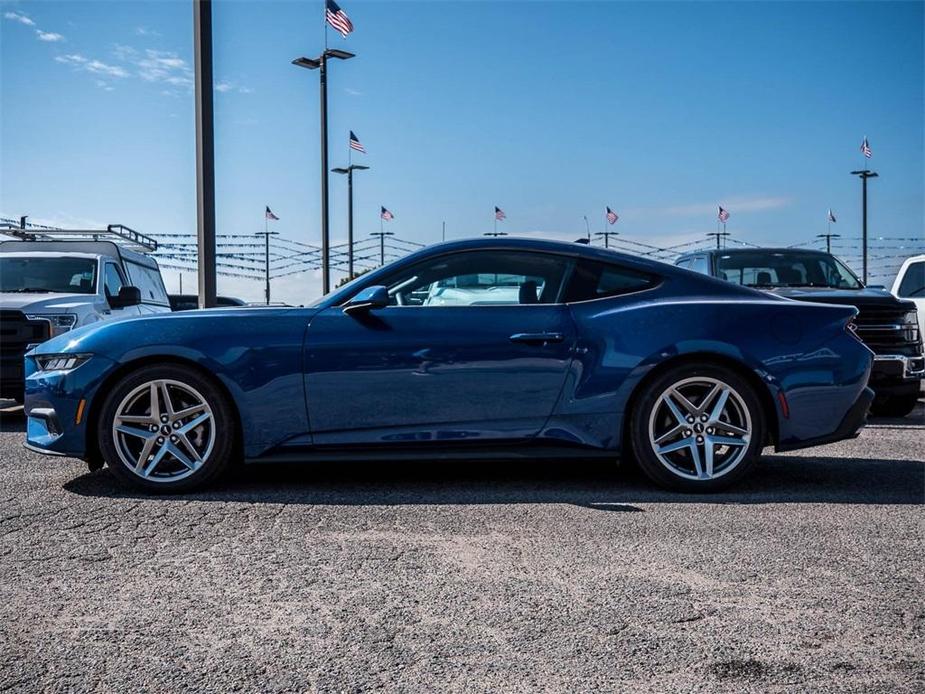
[6,398,922,508]
[62,453,924,508]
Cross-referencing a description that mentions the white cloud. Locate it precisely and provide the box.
[86,59,128,78]
[137,49,193,89]
[4,11,35,27]
[36,30,64,42]
[215,79,253,94]
[55,53,128,78]
[344,87,363,96]
[55,54,88,65]
[135,26,161,37]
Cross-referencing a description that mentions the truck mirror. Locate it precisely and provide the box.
[110,285,142,308]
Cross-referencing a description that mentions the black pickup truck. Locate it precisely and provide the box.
[675,248,924,417]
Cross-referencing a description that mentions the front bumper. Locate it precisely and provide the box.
[777,386,874,452]
[23,354,117,459]
[870,354,925,396]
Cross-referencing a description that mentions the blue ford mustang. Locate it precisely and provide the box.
[24,238,874,493]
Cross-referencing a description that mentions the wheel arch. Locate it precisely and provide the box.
[84,355,245,466]
[621,351,780,451]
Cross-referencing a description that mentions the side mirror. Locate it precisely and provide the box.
[110,285,142,308]
[343,285,389,315]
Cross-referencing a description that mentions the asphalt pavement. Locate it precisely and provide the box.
[1,400,922,693]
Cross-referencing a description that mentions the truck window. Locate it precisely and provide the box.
[103,263,125,299]
[897,261,925,298]
[0,257,96,294]
[124,261,169,305]
[690,256,710,275]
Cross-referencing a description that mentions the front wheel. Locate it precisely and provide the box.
[630,364,766,492]
[870,392,920,418]
[97,364,237,493]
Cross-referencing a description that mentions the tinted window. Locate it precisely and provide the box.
[374,251,571,306]
[103,263,125,298]
[715,251,862,289]
[124,261,169,305]
[0,257,97,294]
[897,261,925,298]
[564,260,657,302]
[690,256,710,275]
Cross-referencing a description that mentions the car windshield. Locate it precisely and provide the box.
[715,251,863,289]
[0,256,97,294]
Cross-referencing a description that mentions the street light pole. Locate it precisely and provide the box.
[293,49,355,295]
[370,230,394,265]
[332,164,369,281]
[816,233,841,254]
[193,0,216,309]
[850,169,878,283]
[706,231,730,249]
[256,230,279,304]
[594,230,617,248]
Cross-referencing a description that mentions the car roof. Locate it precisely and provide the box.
[0,250,102,260]
[410,236,673,274]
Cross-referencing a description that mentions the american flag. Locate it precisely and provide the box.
[325,0,354,38]
[380,206,394,221]
[495,206,506,221]
[349,131,366,153]
[606,207,618,225]
[827,208,837,223]
[718,206,730,223]
[860,136,872,159]
[265,206,279,221]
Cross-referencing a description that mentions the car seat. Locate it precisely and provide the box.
[519,280,538,304]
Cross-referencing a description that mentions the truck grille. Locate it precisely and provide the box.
[854,306,921,356]
[0,310,51,398]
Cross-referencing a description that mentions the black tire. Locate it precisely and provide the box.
[97,363,237,493]
[870,393,920,418]
[629,363,766,493]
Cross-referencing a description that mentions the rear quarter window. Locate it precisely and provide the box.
[564,260,657,302]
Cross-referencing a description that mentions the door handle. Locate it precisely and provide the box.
[509,332,565,345]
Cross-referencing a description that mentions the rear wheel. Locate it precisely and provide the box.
[97,364,236,493]
[630,364,765,492]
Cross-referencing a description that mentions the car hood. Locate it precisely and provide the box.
[32,305,323,356]
[763,286,916,311]
[0,292,99,312]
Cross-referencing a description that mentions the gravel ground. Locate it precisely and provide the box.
[1,400,922,693]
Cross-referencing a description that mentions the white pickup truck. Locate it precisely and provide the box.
[0,238,170,402]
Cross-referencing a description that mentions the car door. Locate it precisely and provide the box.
[304,249,578,446]
[102,262,141,320]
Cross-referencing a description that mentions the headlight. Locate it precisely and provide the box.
[35,354,91,372]
[903,310,919,326]
[25,313,78,337]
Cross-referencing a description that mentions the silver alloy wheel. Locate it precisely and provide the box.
[111,379,216,483]
[647,376,752,481]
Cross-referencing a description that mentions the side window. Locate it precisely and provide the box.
[675,258,692,270]
[374,251,571,306]
[564,260,657,303]
[103,263,125,299]
[689,256,710,275]
[897,261,925,298]
[124,261,169,305]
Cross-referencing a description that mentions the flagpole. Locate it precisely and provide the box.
[323,0,328,51]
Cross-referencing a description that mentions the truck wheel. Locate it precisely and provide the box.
[97,364,236,493]
[870,393,920,418]
[630,364,765,492]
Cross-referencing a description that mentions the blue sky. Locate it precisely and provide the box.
[2,0,923,302]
